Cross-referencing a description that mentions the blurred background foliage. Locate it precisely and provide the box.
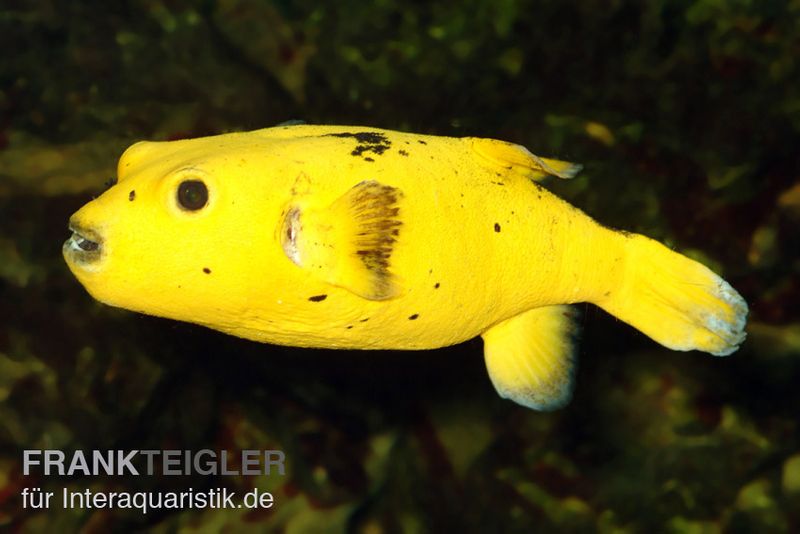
[0,0,799,532]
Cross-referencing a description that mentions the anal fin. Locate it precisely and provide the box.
[481,305,579,411]
[281,180,403,300]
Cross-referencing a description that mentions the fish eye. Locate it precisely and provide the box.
[177,180,208,211]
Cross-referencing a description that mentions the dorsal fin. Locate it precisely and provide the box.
[281,180,403,300]
[468,137,582,181]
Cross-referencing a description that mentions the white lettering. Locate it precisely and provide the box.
[241,450,259,475]
[195,449,216,475]
[23,450,41,475]
[93,450,114,476]
[244,488,274,508]
[67,451,90,476]
[44,450,65,475]
[117,450,139,475]
[139,450,159,475]
[265,450,285,475]
[163,450,181,475]
[220,451,237,475]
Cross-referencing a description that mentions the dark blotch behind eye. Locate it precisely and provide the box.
[177,180,208,211]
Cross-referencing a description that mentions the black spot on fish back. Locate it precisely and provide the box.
[326,131,388,144]
[203,267,211,274]
[129,190,136,201]
[325,131,392,160]
[494,223,501,232]
[308,294,328,302]
[408,313,419,320]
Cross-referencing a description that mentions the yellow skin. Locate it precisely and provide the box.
[64,125,748,410]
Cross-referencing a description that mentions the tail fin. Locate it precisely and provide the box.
[600,235,748,356]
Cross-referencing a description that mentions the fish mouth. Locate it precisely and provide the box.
[63,222,104,265]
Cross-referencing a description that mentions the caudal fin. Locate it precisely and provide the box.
[601,235,748,356]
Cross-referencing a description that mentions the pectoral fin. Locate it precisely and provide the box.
[481,305,579,411]
[281,180,403,300]
[469,137,582,181]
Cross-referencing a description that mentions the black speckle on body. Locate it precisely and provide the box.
[434,282,440,289]
[399,150,409,156]
[308,294,328,302]
[326,131,391,160]
[364,157,374,162]
[418,140,427,145]
[346,325,353,329]
[408,313,419,320]
[128,190,136,201]
[360,318,370,322]
[494,223,501,233]
[327,131,387,144]
[203,267,211,274]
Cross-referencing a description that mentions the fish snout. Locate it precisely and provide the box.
[63,218,104,267]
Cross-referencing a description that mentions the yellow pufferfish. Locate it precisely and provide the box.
[63,124,748,410]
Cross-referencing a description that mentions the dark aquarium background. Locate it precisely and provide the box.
[1,1,799,532]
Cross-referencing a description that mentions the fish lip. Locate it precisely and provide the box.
[64,222,104,265]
